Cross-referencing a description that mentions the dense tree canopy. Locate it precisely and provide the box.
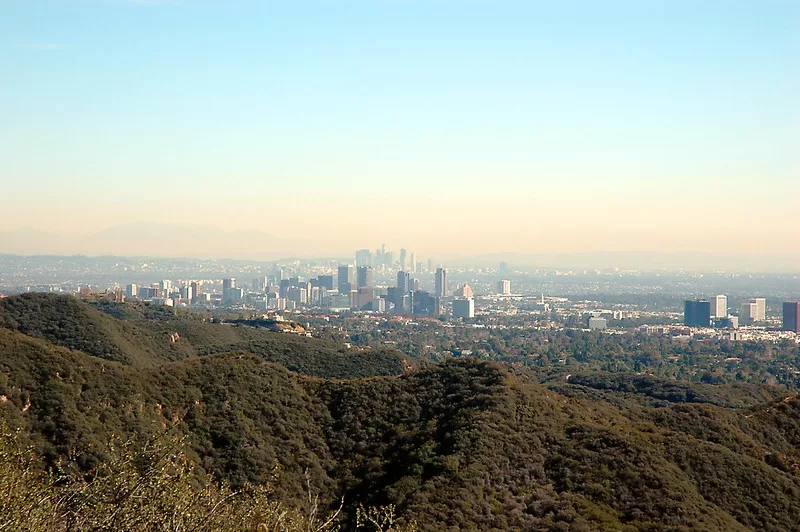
[3,294,800,530]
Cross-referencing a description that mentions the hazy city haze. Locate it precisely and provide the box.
[2,1,798,262]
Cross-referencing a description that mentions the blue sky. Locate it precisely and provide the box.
[1,0,798,255]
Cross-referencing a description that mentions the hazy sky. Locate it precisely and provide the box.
[1,0,798,257]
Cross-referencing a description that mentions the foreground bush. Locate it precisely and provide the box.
[0,426,413,532]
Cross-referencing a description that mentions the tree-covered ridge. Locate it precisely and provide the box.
[314,362,800,530]
[0,293,406,378]
[3,295,800,529]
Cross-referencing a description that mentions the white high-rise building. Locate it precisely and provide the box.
[711,295,727,318]
[740,301,759,325]
[160,279,172,295]
[749,297,766,322]
[498,280,511,295]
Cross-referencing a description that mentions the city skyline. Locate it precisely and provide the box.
[3,222,800,272]
[2,1,799,257]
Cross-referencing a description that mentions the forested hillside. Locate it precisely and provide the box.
[0,293,406,377]
[3,294,800,530]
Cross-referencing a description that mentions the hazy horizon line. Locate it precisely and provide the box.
[3,250,800,275]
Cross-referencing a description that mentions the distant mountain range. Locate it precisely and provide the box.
[2,223,799,271]
[446,251,800,272]
[0,223,315,260]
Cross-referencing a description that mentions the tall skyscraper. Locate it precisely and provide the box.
[223,286,243,305]
[410,252,416,273]
[783,302,800,332]
[435,268,448,298]
[684,300,711,327]
[222,278,235,291]
[338,265,354,294]
[318,275,334,291]
[125,284,138,299]
[740,298,766,325]
[357,266,373,288]
[190,281,201,301]
[711,295,727,318]
[399,248,407,271]
[396,271,410,296]
[355,249,372,267]
[498,280,511,295]
[160,279,173,295]
[750,297,766,321]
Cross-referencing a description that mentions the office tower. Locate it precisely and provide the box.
[222,278,235,291]
[125,284,138,299]
[413,290,433,314]
[399,249,407,271]
[684,300,711,327]
[396,271,410,295]
[749,297,766,321]
[783,302,800,332]
[435,268,448,298]
[357,266,373,288]
[318,275,334,291]
[455,283,473,298]
[190,281,201,301]
[286,286,308,305]
[223,287,244,305]
[410,252,416,273]
[498,280,511,295]
[355,249,372,267]
[252,277,267,292]
[453,298,475,319]
[740,298,765,325]
[182,285,193,301]
[337,265,353,294]
[279,279,291,298]
[740,302,757,325]
[427,258,434,273]
[160,280,172,295]
[711,295,727,318]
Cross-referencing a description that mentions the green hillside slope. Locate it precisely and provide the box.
[3,295,800,530]
[0,294,406,377]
